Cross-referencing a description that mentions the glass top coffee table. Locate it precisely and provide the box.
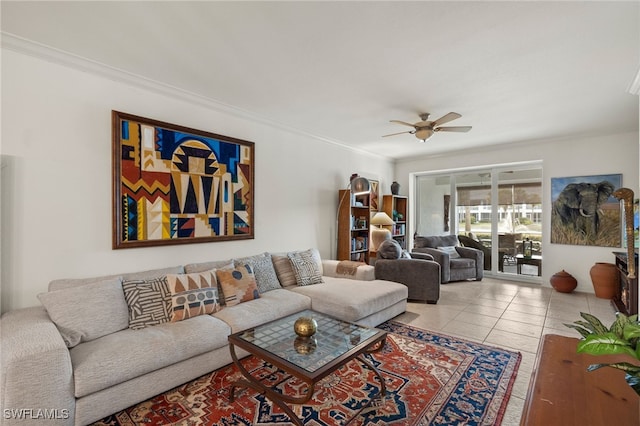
[228,309,387,425]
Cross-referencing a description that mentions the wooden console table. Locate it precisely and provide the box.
[521,334,638,425]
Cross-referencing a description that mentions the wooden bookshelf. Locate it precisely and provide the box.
[337,189,371,263]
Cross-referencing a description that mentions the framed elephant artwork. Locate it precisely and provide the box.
[551,173,622,247]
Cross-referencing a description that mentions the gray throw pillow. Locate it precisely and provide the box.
[378,239,402,259]
[234,252,281,293]
[288,249,324,286]
[38,278,129,347]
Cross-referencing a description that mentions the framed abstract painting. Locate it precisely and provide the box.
[112,111,254,249]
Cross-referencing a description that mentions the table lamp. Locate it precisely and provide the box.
[370,212,395,251]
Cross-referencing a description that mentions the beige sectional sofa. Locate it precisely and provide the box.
[1,250,408,426]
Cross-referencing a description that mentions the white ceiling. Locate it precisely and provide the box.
[2,1,639,160]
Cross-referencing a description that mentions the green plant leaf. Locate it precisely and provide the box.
[563,323,592,338]
[577,333,636,357]
[610,314,630,338]
[579,312,608,334]
[622,323,640,341]
[588,362,640,374]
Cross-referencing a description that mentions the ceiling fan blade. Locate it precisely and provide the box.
[382,130,414,137]
[435,126,472,132]
[431,112,462,127]
[390,120,418,128]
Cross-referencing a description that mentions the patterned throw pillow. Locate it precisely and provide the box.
[234,252,281,293]
[122,277,172,330]
[288,249,324,286]
[166,270,220,322]
[216,264,260,307]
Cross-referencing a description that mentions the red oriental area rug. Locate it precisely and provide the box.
[92,321,521,425]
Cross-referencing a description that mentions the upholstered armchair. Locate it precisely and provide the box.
[457,234,506,272]
[413,235,483,283]
[374,240,441,304]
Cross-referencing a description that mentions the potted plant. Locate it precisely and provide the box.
[565,312,640,396]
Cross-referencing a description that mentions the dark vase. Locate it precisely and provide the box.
[391,181,400,195]
[550,270,577,293]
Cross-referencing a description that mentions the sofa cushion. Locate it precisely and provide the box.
[216,264,260,307]
[289,277,407,323]
[122,277,172,330]
[166,270,220,321]
[288,249,324,286]
[437,246,461,259]
[213,289,311,333]
[48,266,185,291]
[414,235,460,249]
[69,314,231,398]
[38,278,129,348]
[234,252,281,293]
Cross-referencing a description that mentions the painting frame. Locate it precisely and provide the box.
[112,111,255,249]
[550,173,622,247]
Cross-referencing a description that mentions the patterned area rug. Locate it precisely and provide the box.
[92,321,520,426]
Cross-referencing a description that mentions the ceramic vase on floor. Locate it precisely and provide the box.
[550,270,577,293]
[589,262,618,299]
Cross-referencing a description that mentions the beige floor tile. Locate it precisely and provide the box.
[505,302,548,317]
[472,298,511,310]
[502,396,525,426]
[500,310,546,327]
[463,304,506,318]
[441,320,493,341]
[485,329,540,353]
[455,311,501,328]
[494,318,543,339]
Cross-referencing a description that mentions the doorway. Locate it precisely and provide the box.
[413,162,543,282]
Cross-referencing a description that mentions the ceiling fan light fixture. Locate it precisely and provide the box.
[415,128,434,142]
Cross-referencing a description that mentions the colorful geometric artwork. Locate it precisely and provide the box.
[112,111,254,249]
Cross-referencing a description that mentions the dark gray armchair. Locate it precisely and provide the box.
[413,235,483,283]
[374,240,441,304]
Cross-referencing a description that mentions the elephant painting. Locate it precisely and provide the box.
[551,176,621,247]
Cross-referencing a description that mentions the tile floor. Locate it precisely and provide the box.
[393,276,618,426]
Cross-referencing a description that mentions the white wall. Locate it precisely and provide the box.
[0,49,394,313]
[395,132,639,294]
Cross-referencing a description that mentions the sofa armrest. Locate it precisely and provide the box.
[1,306,75,425]
[322,260,375,281]
[456,246,484,280]
[374,259,440,303]
[408,252,434,261]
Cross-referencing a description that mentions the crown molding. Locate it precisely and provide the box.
[629,66,640,96]
[1,32,389,161]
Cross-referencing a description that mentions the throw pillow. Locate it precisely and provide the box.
[234,252,281,293]
[216,264,260,306]
[438,246,461,258]
[122,277,172,330]
[288,249,324,286]
[377,239,402,259]
[271,254,298,287]
[37,278,129,348]
[166,270,220,322]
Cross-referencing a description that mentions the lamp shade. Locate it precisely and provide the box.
[370,212,395,227]
[350,176,370,195]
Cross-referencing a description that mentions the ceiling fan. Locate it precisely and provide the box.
[383,112,472,142]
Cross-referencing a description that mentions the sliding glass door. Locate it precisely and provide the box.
[414,163,542,280]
